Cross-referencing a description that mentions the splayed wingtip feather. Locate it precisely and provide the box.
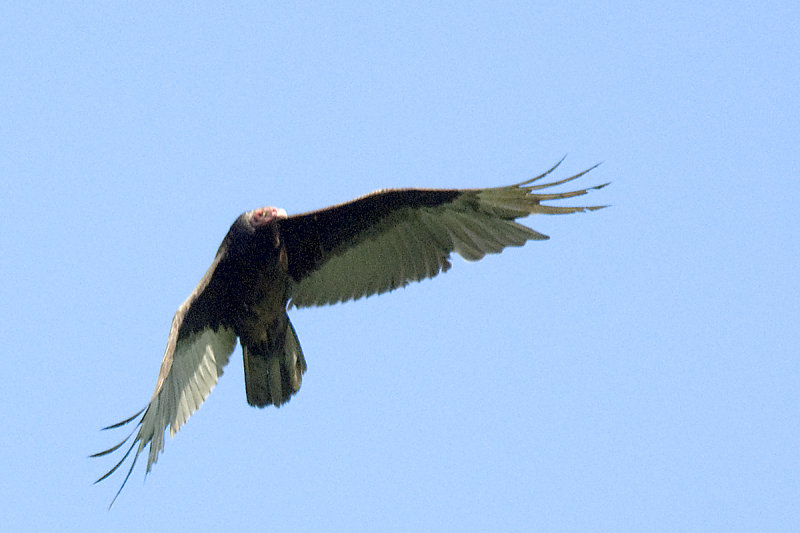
[100,408,145,431]
[93,436,138,485]
[511,156,567,187]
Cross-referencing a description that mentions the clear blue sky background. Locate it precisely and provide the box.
[2,3,798,532]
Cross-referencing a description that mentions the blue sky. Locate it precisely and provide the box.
[2,2,798,531]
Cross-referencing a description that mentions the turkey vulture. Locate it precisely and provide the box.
[93,160,608,506]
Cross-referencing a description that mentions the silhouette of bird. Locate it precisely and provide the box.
[92,160,608,507]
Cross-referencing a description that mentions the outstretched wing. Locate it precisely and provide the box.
[92,246,238,508]
[281,160,608,308]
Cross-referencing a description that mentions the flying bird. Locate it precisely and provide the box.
[93,160,608,506]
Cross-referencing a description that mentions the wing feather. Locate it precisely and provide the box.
[285,162,607,308]
[93,247,238,508]
[93,324,236,507]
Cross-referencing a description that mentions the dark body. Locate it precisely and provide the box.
[182,189,463,407]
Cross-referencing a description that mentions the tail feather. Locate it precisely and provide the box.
[243,316,307,408]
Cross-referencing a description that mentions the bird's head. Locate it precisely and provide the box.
[245,206,288,227]
[227,206,289,251]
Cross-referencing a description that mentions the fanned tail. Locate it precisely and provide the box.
[243,315,307,407]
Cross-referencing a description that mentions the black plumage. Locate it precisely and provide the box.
[93,160,608,506]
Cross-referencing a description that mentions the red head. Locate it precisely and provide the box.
[248,206,288,227]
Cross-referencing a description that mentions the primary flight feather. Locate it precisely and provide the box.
[93,160,608,506]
